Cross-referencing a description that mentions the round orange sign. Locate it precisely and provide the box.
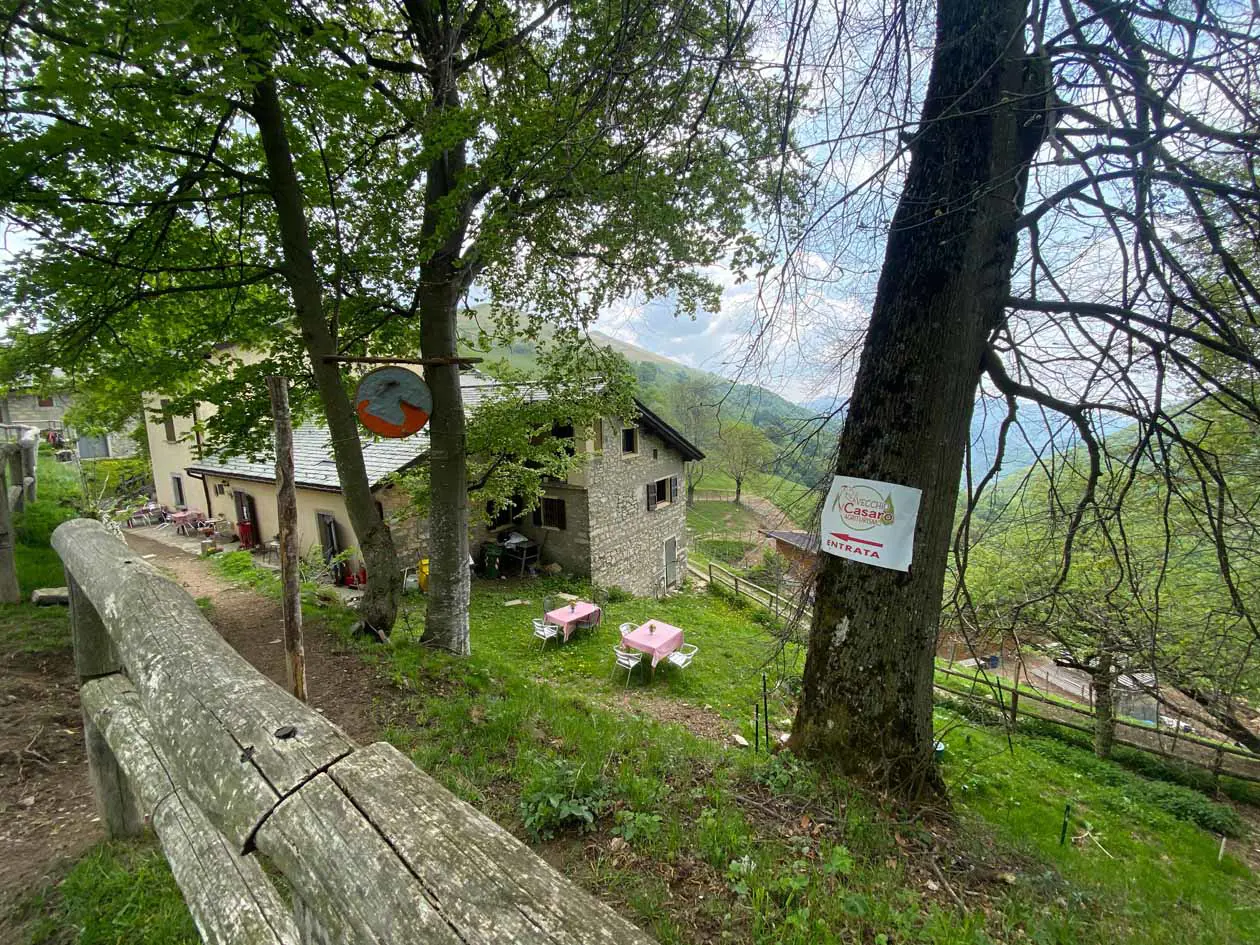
[354,366,432,438]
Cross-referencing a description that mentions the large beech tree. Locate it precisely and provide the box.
[782,0,1260,796]
[1,0,778,648]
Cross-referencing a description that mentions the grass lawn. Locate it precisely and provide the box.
[23,541,1260,944]
[696,471,819,527]
[365,578,1257,945]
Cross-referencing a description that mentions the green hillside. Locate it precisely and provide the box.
[457,308,837,497]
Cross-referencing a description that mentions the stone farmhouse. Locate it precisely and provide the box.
[144,368,702,596]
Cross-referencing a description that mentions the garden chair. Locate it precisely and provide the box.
[542,595,556,618]
[666,643,698,672]
[611,645,642,687]
[532,617,561,648]
[618,622,636,639]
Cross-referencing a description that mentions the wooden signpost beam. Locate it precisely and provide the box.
[320,355,482,366]
[267,376,307,703]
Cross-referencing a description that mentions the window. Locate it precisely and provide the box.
[622,426,638,455]
[160,399,176,442]
[488,497,524,530]
[171,474,185,508]
[647,476,679,512]
[532,496,567,530]
[37,394,54,408]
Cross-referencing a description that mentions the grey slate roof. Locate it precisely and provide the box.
[186,370,529,492]
[765,530,820,554]
[185,368,704,493]
[187,425,427,491]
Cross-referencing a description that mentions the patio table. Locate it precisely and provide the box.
[544,601,602,641]
[621,620,684,668]
[172,510,203,535]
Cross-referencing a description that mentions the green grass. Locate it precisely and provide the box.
[696,471,819,526]
[19,841,197,945]
[687,500,763,537]
[33,549,1259,945]
[361,578,1257,945]
[13,456,87,593]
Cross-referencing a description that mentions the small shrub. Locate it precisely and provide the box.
[612,810,662,845]
[519,758,608,840]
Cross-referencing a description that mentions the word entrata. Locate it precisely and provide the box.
[826,532,884,558]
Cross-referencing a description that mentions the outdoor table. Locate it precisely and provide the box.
[172,510,203,535]
[622,620,684,669]
[544,601,602,641]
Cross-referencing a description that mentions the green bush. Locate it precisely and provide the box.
[519,758,608,840]
[79,456,152,504]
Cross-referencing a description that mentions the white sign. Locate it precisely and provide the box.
[820,475,923,572]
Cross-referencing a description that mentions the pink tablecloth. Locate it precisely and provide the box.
[622,620,684,667]
[545,602,602,641]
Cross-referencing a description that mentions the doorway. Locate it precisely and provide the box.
[664,536,678,589]
[234,491,258,548]
[171,474,186,508]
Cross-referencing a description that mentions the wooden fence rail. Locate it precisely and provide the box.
[55,519,656,945]
[705,561,814,627]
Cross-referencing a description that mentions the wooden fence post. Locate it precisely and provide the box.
[267,376,307,703]
[69,574,143,836]
[1009,662,1021,724]
[6,448,24,513]
[0,459,19,604]
[20,428,37,502]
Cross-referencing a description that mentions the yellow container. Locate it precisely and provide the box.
[418,558,430,593]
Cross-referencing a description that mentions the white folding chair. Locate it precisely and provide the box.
[666,643,698,671]
[612,645,643,687]
[532,617,561,648]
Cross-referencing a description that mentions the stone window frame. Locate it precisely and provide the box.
[621,425,638,455]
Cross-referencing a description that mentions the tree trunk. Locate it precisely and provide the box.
[251,77,400,636]
[1093,653,1116,759]
[418,284,471,655]
[733,478,742,504]
[414,61,473,655]
[789,0,1048,798]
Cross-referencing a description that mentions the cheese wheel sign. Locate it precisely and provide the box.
[820,475,922,572]
[354,366,433,438]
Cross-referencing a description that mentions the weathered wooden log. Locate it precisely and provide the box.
[256,742,657,945]
[82,675,299,945]
[54,519,354,850]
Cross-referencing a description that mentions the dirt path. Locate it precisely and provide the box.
[0,617,99,934]
[1,535,412,939]
[124,534,408,744]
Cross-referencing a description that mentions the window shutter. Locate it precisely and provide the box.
[670,476,679,502]
[647,483,657,511]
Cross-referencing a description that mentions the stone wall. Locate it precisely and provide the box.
[518,483,591,576]
[586,420,688,596]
